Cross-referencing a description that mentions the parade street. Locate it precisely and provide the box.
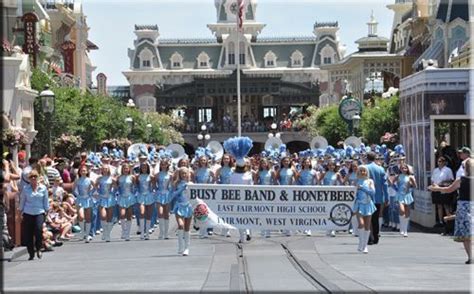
[4,224,471,293]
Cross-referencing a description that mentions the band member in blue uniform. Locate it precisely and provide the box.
[353,165,376,253]
[216,154,234,237]
[296,157,318,236]
[95,165,116,242]
[394,163,416,237]
[194,155,215,238]
[135,162,155,240]
[275,156,298,236]
[155,160,172,239]
[73,165,94,243]
[319,159,343,237]
[172,167,193,256]
[254,158,274,238]
[117,163,136,241]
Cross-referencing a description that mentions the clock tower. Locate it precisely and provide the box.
[208,0,265,42]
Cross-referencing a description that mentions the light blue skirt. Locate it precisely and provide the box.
[143,193,156,206]
[156,191,171,205]
[99,196,116,208]
[397,192,414,205]
[353,200,377,216]
[173,202,193,218]
[76,197,93,209]
[118,194,136,208]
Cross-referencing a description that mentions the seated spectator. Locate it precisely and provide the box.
[51,177,65,203]
[46,202,73,241]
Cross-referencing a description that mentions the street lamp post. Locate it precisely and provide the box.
[366,72,381,105]
[197,124,211,147]
[125,115,133,139]
[268,122,281,139]
[39,85,55,156]
[351,113,361,136]
[146,123,152,142]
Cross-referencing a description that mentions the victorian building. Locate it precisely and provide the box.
[123,0,345,149]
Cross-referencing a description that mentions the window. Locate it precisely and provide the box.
[198,108,212,123]
[239,42,246,65]
[320,44,336,65]
[290,50,303,67]
[263,107,276,118]
[264,51,277,68]
[170,52,184,69]
[138,47,154,69]
[138,96,156,112]
[228,42,235,65]
[197,52,210,69]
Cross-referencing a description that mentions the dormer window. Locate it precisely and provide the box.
[138,47,154,69]
[320,44,336,65]
[290,50,304,67]
[264,51,277,68]
[197,51,210,69]
[170,52,183,69]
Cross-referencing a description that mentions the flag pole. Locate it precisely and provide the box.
[236,0,242,137]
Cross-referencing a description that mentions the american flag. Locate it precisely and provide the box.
[237,0,245,30]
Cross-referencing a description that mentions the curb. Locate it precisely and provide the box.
[1,247,28,262]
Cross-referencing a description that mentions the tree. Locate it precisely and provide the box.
[298,95,400,146]
[30,69,183,157]
[359,96,400,144]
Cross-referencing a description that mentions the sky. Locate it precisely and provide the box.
[83,0,395,86]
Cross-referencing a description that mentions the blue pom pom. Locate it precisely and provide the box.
[279,144,287,153]
[223,136,253,161]
[102,146,109,154]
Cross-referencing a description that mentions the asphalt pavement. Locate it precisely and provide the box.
[3,222,472,292]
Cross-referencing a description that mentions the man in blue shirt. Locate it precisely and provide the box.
[365,152,388,245]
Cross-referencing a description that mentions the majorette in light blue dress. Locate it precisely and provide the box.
[258,170,272,185]
[396,174,414,205]
[218,166,233,184]
[352,178,377,216]
[74,176,93,209]
[118,175,136,208]
[136,174,155,205]
[279,168,294,185]
[196,167,212,184]
[97,176,116,208]
[347,172,358,186]
[171,181,193,218]
[156,171,172,205]
[298,169,317,185]
[322,171,338,186]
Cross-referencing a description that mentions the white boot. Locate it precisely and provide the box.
[158,218,164,239]
[357,229,365,252]
[106,222,112,242]
[363,230,370,253]
[125,220,132,241]
[121,220,127,239]
[84,223,92,243]
[144,220,150,240]
[177,230,184,254]
[399,217,406,235]
[351,217,359,236]
[101,221,107,240]
[164,219,170,239]
[78,221,85,240]
[404,217,409,237]
[139,219,145,240]
[183,231,190,256]
[378,217,383,233]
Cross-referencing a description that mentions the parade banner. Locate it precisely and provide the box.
[187,184,356,231]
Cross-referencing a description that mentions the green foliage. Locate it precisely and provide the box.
[299,96,400,146]
[30,70,183,157]
[360,96,400,144]
[298,105,350,145]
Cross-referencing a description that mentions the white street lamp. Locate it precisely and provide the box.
[201,124,207,132]
[197,133,204,141]
[40,85,55,113]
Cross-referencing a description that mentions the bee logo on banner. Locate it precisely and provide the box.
[186,184,357,231]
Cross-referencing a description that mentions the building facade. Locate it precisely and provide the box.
[123,0,345,140]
